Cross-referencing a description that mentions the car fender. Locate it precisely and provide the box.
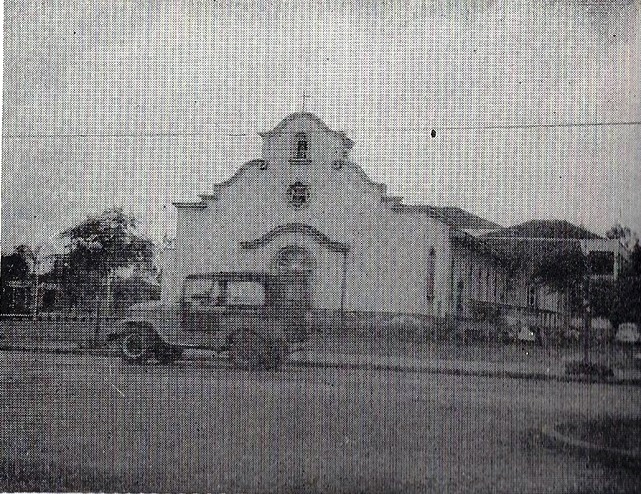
[108,318,168,344]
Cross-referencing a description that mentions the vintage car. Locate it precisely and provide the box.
[109,272,310,370]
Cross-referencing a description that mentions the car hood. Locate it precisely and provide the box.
[124,301,179,317]
[127,301,165,312]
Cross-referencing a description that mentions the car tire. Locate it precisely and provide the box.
[229,330,266,370]
[121,332,151,364]
[267,339,288,371]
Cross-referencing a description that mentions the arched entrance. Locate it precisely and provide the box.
[273,245,314,309]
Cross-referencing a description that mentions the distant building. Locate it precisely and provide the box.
[481,219,629,332]
[482,219,628,280]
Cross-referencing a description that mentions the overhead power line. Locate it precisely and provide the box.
[2,120,641,139]
[442,120,641,131]
[1,132,250,138]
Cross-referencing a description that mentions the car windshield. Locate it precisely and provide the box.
[184,278,265,306]
[184,278,214,299]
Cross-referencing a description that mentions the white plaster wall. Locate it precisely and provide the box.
[159,247,178,303]
[340,208,451,316]
[165,113,454,316]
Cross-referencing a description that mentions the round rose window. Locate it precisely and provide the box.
[287,181,310,209]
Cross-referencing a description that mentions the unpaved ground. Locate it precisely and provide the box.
[1,351,640,493]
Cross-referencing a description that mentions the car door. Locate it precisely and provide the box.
[223,280,268,338]
[182,278,227,348]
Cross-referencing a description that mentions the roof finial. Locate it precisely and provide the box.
[301,91,310,112]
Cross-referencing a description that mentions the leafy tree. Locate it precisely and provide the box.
[530,243,586,292]
[589,278,617,319]
[597,226,641,327]
[610,243,641,326]
[497,239,587,313]
[1,245,34,280]
[59,208,155,308]
[583,242,641,329]
[621,241,641,277]
[1,245,37,313]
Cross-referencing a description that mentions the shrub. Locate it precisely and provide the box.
[565,360,614,378]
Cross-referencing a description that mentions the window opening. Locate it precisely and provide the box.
[227,281,266,306]
[294,132,308,159]
[528,286,537,308]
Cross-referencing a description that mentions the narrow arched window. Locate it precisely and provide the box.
[427,247,436,299]
[528,285,538,308]
[493,270,498,301]
[485,270,490,301]
[294,132,308,159]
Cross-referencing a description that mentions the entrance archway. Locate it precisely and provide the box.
[273,245,314,309]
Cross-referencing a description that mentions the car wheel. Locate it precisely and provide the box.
[121,332,150,364]
[266,339,289,370]
[155,344,183,364]
[229,330,266,370]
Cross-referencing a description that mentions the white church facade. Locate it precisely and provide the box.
[162,112,534,332]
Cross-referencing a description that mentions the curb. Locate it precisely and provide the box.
[285,358,641,386]
[0,345,115,357]
[542,424,641,467]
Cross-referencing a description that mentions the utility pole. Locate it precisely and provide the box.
[582,254,592,364]
[31,245,42,319]
[31,258,39,319]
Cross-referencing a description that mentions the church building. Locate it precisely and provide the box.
[163,112,512,331]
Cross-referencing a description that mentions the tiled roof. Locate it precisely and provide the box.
[481,219,602,240]
[432,206,502,230]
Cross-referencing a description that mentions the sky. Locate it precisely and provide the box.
[2,0,640,251]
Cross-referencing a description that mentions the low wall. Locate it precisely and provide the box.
[0,314,120,346]
[311,308,610,344]
[1,310,457,345]
[1,309,606,347]
[310,309,459,340]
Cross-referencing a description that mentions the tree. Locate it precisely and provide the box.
[594,225,641,328]
[610,243,641,326]
[606,223,639,251]
[498,238,587,314]
[1,245,34,280]
[1,245,37,313]
[60,208,155,309]
[621,240,641,277]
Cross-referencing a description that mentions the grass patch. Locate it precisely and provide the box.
[556,417,641,452]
